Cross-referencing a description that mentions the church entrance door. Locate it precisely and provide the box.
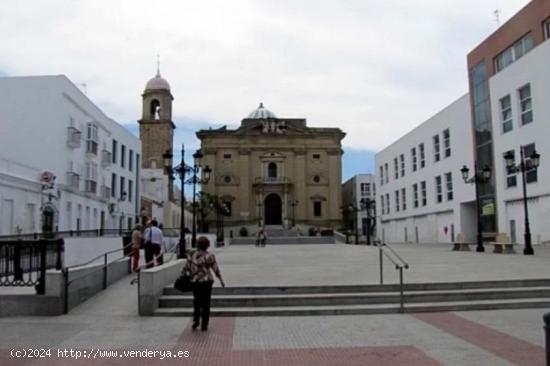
[264,194,282,225]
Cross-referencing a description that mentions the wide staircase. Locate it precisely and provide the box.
[154,278,550,316]
[231,226,335,245]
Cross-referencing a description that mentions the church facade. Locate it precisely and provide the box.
[197,104,345,233]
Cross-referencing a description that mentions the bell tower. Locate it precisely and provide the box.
[138,64,175,170]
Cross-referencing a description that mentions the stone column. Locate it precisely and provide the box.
[239,149,251,224]
[294,149,307,224]
[328,149,342,228]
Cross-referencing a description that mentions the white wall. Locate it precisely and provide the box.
[375,94,475,244]
[489,39,550,245]
[0,75,141,235]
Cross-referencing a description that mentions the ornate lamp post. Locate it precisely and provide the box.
[504,147,540,255]
[347,204,359,245]
[163,145,191,259]
[460,162,492,252]
[257,202,263,227]
[360,198,376,245]
[190,150,211,248]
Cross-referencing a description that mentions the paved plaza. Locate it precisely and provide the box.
[0,243,549,365]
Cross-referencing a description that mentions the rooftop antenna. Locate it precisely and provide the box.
[494,9,501,27]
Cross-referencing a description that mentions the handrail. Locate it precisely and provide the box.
[66,243,133,270]
[375,240,410,313]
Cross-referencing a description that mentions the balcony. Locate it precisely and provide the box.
[66,172,80,190]
[67,127,82,149]
[101,150,112,167]
[100,185,111,200]
[253,176,292,186]
[85,180,97,194]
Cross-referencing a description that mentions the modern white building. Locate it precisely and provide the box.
[482,8,550,245]
[342,174,376,238]
[0,75,141,235]
[375,95,475,244]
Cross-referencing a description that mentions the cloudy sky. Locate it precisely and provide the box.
[0,0,529,179]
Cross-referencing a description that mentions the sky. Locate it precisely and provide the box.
[0,0,530,181]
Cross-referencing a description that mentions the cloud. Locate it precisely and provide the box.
[0,0,529,152]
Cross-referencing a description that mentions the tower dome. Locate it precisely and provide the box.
[247,102,277,119]
[145,70,170,91]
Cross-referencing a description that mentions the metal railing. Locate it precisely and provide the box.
[375,240,409,313]
[0,239,64,294]
[0,229,132,241]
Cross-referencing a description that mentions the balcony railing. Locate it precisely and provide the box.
[253,176,292,185]
[67,127,81,148]
[66,172,80,190]
[85,180,97,194]
[101,150,112,167]
[100,185,111,200]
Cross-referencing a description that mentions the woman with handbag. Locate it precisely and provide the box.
[186,236,225,331]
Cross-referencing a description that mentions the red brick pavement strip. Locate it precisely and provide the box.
[414,312,545,366]
[0,316,441,366]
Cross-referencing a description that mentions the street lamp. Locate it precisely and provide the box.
[504,147,541,255]
[348,204,359,245]
[163,145,190,259]
[290,199,298,228]
[190,149,211,248]
[257,202,263,227]
[360,198,376,245]
[460,162,492,252]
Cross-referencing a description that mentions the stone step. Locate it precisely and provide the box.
[230,236,335,245]
[162,278,550,296]
[153,299,550,317]
[159,287,550,308]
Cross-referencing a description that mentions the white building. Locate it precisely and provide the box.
[0,75,141,235]
[342,174,376,238]
[488,30,550,245]
[375,95,475,244]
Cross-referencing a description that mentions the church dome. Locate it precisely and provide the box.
[145,72,170,91]
[247,102,277,119]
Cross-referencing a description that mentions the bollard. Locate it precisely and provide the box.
[544,313,550,366]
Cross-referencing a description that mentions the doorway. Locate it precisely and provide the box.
[264,194,282,225]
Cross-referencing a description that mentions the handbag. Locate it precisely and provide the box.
[174,272,193,292]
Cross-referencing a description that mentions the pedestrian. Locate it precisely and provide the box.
[256,229,262,247]
[130,224,143,272]
[186,236,225,331]
[260,230,267,247]
[143,219,164,268]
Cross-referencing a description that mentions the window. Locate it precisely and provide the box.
[411,147,417,172]
[500,95,513,133]
[384,164,389,184]
[268,162,277,178]
[360,183,370,197]
[401,188,406,211]
[223,153,232,159]
[518,84,533,125]
[445,172,453,201]
[120,176,125,200]
[111,173,116,197]
[400,154,405,177]
[443,129,451,158]
[495,33,534,72]
[394,158,398,179]
[86,123,98,155]
[421,181,427,206]
[504,150,517,188]
[112,140,117,164]
[313,154,321,159]
[395,190,400,212]
[419,143,425,168]
[136,153,140,173]
[129,150,134,172]
[380,195,385,215]
[121,145,126,168]
[385,194,390,214]
[545,18,550,40]
[433,135,440,162]
[313,201,322,217]
[523,143,538,183]
[379,166,384,186]
[413,184,419,208]
[85,162,98,193]
[435,176,442,203]
[128,180,133,202]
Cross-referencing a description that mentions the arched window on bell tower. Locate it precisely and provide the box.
[150,99,160,120]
